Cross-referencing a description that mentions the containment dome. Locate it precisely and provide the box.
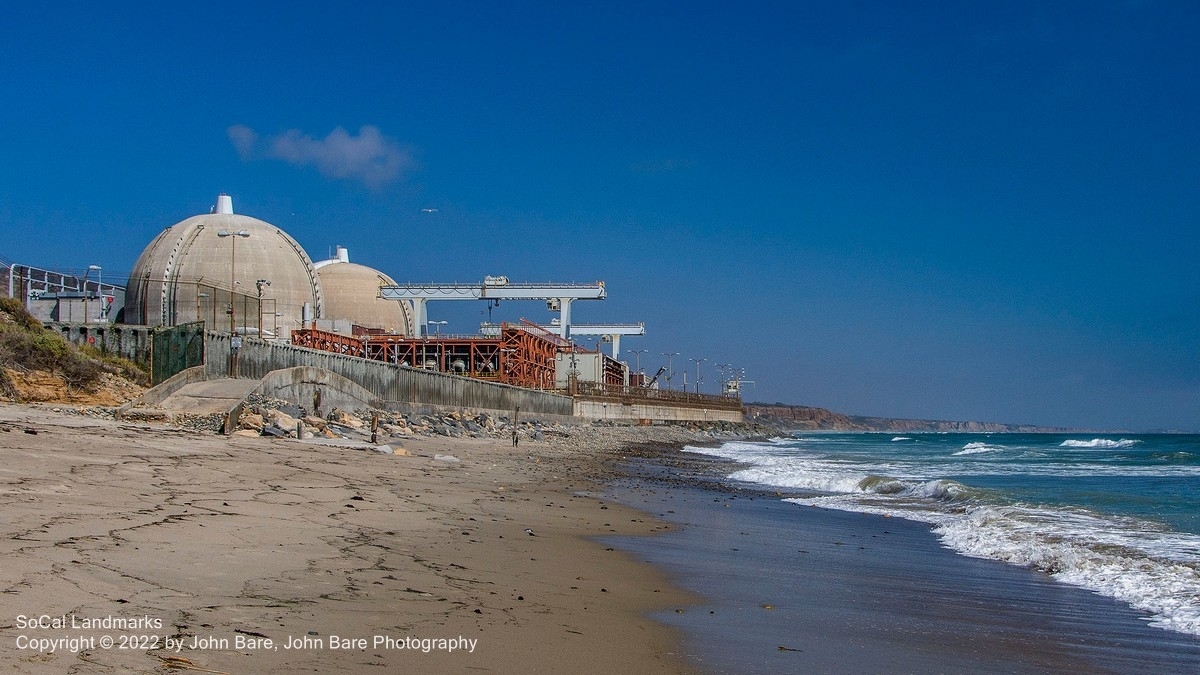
[315,246,414,335]
[123,195,323,340]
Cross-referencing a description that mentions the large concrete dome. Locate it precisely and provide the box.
[315,247,414,335]
[123,195,323,339]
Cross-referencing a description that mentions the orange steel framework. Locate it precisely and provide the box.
[290,320,573,390]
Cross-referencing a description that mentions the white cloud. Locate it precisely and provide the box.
[227,124,415,189]
[227,124,258,159]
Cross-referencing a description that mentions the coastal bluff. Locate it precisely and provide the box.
[745,403,1072,433]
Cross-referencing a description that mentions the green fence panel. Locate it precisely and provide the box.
[151,322,205,384]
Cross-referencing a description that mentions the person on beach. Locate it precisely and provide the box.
[512,429,519,447]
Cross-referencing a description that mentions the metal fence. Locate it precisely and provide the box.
[151,322,205,385]
[572,380,743,410]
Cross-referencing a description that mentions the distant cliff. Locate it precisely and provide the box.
[744,403,1072,433]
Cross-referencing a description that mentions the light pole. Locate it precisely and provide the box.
[427,320,447,372]
[256,279,271,337]
[627,349,646,374]
[690,357,706,394]
[217,229,250,334]
[716,362,731,395]
[662,352,679,390]
[81,265,100,324]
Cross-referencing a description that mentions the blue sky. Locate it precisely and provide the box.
[2,1,1196,430]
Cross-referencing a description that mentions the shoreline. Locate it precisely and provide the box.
[607,441,1200,674]
[0,403,740,674]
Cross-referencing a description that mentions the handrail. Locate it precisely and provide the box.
[571,381,742,408]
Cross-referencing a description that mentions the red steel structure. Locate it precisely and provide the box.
[290,320,572,390]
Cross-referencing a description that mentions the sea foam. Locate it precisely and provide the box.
[1060,438,1142,449]
[694,437,1200,636]
[953,442,1006,455]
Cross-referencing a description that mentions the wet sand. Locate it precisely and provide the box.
[0,404,702,674]
[609,455,1200,674]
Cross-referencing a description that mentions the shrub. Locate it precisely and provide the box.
[0,301,107,391]
[0,297,45,332]
[80,344,151,387]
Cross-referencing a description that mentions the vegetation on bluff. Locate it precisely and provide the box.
[0,297,148,400]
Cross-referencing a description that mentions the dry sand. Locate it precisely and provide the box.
[0,403,713,674]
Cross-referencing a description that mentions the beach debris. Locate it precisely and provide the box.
[434,454,460,463]
[524,528,536,536]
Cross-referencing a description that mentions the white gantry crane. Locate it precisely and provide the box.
[379,277,606,338]
[479,319,645,359]
[543,319,644,360]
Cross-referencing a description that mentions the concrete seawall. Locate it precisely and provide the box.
[206,333,575,419]
[574,398,742,423]
[51,323,742,423]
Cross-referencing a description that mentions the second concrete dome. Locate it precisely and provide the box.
[315,246,415,335]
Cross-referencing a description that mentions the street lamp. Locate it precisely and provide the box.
[256,279,271,337]
[82,265,100,324]
[217,229,250,334]
[716,362,731,394]
[690,357,706,394]
[661,352,679,390]
[627,349,646,373]
[427,320,447,372]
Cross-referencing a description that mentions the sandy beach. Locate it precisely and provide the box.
[0,403,716,674]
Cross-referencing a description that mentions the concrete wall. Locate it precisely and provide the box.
[52,322,733,423]
[574,398,743,423]
[253,367,378,417]
[207,333,574,418]
[50,322,154,363]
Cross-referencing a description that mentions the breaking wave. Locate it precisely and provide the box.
[1060,439,1142,449]
[953,442,1006,455]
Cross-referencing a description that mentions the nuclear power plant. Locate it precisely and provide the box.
[124,195,416,340]
[4,194,745,423]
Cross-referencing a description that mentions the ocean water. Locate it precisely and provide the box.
[682,432,1200,637]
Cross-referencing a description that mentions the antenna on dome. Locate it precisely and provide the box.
[215,193,234,215]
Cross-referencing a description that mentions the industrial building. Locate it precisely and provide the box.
[5,193,742,421]
[123,194,322,339]
[115,194,636,393]
[313,246,415,336]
